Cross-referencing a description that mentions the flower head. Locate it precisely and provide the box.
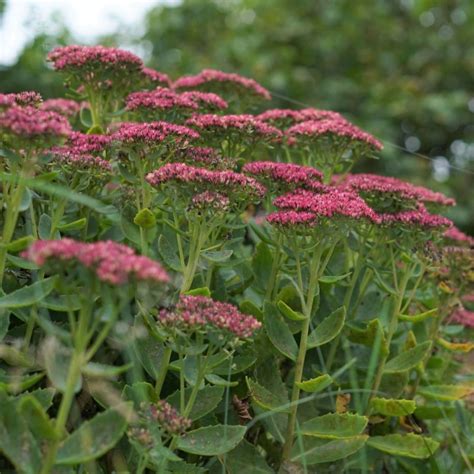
[149,400,192,435]
[0,91,43,109]
[22,239,169,286]
[158,295,261,339]
[378,205,453,230]
[191,191,230,212]
[61,131,112,154]
[41,98,83,117]
[140,67,171,88]
[0,106,71,149]
[146,162,266,205]
[180,91,228,111]
[48,148,112,174]
[450,307,474,328]
[341,173,455,210]
[243,161,324,193]
[173,68,271,102]
[266,210,318,228]
[257,108,345,129]
[172,146,235,170]
[444,226,474,247]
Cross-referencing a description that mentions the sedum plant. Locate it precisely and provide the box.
[0,44,473,473]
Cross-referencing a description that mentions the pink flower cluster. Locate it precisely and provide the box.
[158,295,261,338]
[274,189,380,223]
[64,132,112,154]
[49,148,112,173]
[185,114,282,138]
[173,68,271,100]
[266,210,318,227]
[149,400,192,435]
[48,45,143,71]
[451,307,474,328]
[0,91,43,108]
[126,88,198,112]
[141,68,171,88]
[146,162,266,200]
[287,119,383,150]
[0,106,72,139]
[379,205,453,229]
[444,226,474,247]
[341,173,455,207]
[243,161,324,188]
[41,98,83,117]
[191,191,230,212]
[110,121,199,146]
[180,91,228,110]
[257,108,344,127]
[23,239,169,286]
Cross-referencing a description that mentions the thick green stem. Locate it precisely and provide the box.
[282,243,323,461]
[265,234,283,301]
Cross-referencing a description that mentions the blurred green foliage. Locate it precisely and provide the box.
[1,0,473,231]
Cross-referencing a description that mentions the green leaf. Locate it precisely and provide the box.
[82,362,132,378]
[120,216,141,245]
[367,433,439,459]
[418,384,474,401]
[167,386,224,421]
[38,213,53,240]
[369,398,416,417]
[39,294,82,312]
[184,287,211,297]
[414,405,456,420]
[6,254,39,270]
[278,300,307,321]
[252,242,273,290]
[246,377,290,413]
[0,276,57,309]
[57,403,132,464]
[319,272,351,284]
[291,435,368,465]
[122,382,157,408]
[239,300,263,320]
[205,373,238,387]
[133,208,156,228]
[398,308,437,323]
[225,439,273,473]
[43,337,81,393]
[202,249,233,262]
[307,306,346,348]
[0,310,9,341]
[57,217,87,231]
[16,387,56,410]
[347,319,387,356]
[18,395,57,440]
[263,302,298,361]
[19,187,32,212]
[158,234,182,271]
[384,341,432,373]
[300,413,368,439]
[0,395,42,474]
[4,235,35,252]
[296,374,333,393]
[176,425,246,456]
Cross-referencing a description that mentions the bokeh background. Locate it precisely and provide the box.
[1,0,473,233]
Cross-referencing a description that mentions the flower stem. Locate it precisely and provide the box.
[155,347,172,397]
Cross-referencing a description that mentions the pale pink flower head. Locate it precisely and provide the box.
[146,162,266,208]
[172,146,236,170]
[378,204,453,230]
[158,295,261,340]
[59,131,112,155]
[41,98,82,118]
[180,91,228,112]
[22,239,169,287]
[173,68,271,106]
[0,105,71,150]
[140,67,171,88]
[266,210,318,230]
[0,91,43,109]
[148,401,192,435]
[340,173,455,211]
[443,226,474,248]
[243,161,325,194]
[257,107,345,129]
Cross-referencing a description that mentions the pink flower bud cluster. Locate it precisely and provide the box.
[41,98,83,117]
[185,114,282,138]
[158,295,261,338]
[173,146,226,169]
[257,108,344,128]
[0,91,43,108]
[0,106,72,139]
[173,68,271,100]
[243,161,324,190]
[287,119,383,150]
[146,162,266,201]
[274,189,380,223]
[48,45,143,72]
[379,205,453,229]
[180,91,228,111]
[49,148,112,173]
[451,307,474,328]
[149,400,192,435]
[63,132,112,154]
[110,121,199,146]
[444,226,474,247]
[126,87,199,112]
[191,191,230,212]
[141,68,171,88]
[266,210,318,227]
[341,173,455,207]
[23,239,169,286]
